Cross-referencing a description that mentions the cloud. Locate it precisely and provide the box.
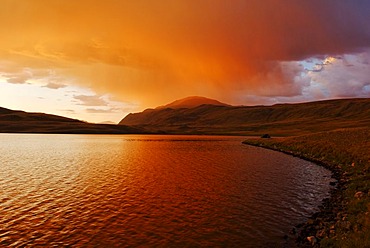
[235,49,370,105]
[43,82,67,89]
[0,1,370,107]
[307,51,370,98]
[0,61,70,90]
[6,72,31,84]
[85,107,120,114]
[61,109,76,114]
[75,95,136,114]
[73,94,108,106]
[0,64,33,84]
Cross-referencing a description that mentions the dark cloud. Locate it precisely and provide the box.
[1,1,370,107]
[308,51,370,98]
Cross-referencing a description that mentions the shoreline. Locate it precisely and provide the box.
[242,128,370,247]
[242,140,345,247]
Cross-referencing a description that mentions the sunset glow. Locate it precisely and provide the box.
[1,1,370,122]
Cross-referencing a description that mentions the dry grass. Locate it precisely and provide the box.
[120,98,370,136]
[243,128,370,247]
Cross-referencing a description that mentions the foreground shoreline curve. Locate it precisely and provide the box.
[243,128,370,247]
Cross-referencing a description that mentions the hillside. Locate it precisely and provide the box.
[0,107,145,134]
[119,98,370,136]
[157,96,229,109]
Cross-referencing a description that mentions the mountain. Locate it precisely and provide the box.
[3,97,370,136]
[0,107,145,134]
[119,98,370,136]
[157,96,229,109]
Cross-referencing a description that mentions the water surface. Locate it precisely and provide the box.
[0,134,333,247]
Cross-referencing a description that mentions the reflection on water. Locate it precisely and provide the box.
[0,134,333,247]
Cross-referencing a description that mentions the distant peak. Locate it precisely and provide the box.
[157,96,230,109]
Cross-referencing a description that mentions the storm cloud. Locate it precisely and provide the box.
[1,0,370,107]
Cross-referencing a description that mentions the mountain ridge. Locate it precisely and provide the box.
[2,97,370,136]
[0,106,145,134]
[156,96,229,109]
[119,97,370,136]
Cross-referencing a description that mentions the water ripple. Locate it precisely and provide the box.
[0,134,333,247]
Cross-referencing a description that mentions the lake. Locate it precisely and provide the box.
[0,134,333,247]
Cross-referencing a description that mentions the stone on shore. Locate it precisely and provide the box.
[261,134,271,138]
[307,236,317,245]
[354,191,364,199]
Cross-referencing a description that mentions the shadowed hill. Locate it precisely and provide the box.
[0,107,145,134]
[119,98,370,136]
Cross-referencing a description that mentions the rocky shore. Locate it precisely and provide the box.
[243,128,370,247]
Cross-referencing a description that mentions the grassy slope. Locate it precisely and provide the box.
[0,107,145,134]
[243,128,370,247]
[120,98,370,136]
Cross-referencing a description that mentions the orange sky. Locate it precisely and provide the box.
[1,1,370,122]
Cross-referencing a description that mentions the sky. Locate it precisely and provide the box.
[0,0,370,123]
